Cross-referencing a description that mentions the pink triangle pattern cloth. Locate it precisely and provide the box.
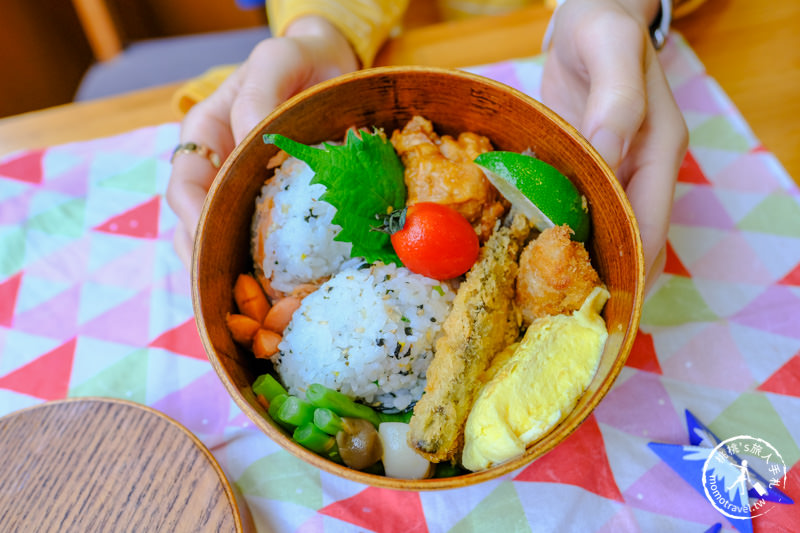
[1,32,799,532]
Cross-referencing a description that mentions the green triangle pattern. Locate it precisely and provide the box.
[641,276,719,326]
[27,197,86,237]
[0,226,26,276]
[68,347,149,403]
[710,392,800,466]
[689,115,751,152]
[235,449,323,510]
[448,481,531,532]
[98,158,160,195]
[737,193,800,237]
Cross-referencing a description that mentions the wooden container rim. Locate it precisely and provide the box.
[192,65,645,490]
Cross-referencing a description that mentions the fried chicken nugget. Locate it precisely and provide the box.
[390,116,506,240]
[516,225,602,326]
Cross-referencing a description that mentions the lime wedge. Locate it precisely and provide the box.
[474,151,590,242]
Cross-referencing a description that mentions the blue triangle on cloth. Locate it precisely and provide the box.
[647,441,753,533]
[647,442,712,497]
[686,409,722,447]
[648,409,799,533]
[684,410,792,505]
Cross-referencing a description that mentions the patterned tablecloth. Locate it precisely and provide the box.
[1,33,798,532]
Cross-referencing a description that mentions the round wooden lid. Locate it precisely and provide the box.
[0,397,249,531]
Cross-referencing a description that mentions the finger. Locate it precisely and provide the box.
[623,50,688,281]
[576,11,648,171]
[166,68,243,256]
[230,23,360,144]
[173,222,194,270]
[541,50,588,130]
[229,36,345,144]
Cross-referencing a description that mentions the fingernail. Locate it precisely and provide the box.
[589,128,623,170]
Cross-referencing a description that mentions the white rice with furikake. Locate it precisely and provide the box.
[252,147,458,411]
[273,262,455,411]
[252,154,351,294]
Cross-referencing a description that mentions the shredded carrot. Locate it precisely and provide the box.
[256,393,270,410]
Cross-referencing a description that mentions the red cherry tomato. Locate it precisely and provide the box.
[388,202,479,280]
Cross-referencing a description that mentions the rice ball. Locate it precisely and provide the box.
[251,156,352,294]
[274,262,455,411]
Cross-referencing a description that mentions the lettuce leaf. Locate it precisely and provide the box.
[263,129,406,265]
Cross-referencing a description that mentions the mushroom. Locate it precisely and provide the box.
[336,417,383,470]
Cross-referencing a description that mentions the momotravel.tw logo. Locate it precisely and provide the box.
[701,435,788,519]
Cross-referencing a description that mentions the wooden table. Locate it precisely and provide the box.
[0,0,797,183]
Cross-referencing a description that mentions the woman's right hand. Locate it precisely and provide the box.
[166,16,359,269]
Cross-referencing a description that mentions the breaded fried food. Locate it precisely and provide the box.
[390,116,506,241]
[407,215,533,463]
[516,225,602,326]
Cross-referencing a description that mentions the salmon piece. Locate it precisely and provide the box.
[407,215,533,463]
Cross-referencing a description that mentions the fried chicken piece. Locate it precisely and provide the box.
[407,215,533,463]
[515,225,602,326]
[390,116,506,241]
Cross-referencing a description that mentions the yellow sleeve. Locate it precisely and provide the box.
[436,0,537,20]
[170,64,238,116]
[267,0,409,67]
[673,0,709,18]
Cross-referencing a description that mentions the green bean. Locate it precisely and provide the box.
[267,394,294,431]
[252,373,288,401]
[293,423,341,463]
[277,395,316,427]
[305,384,381,427]
[313,408,344,435]
[377,410,413,424]
[433,461,466,478]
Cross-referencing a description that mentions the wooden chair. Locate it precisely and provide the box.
[71,0,270,100]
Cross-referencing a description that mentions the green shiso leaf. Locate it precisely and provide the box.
[264,130,406,266]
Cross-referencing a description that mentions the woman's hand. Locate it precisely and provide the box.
[166,16,359,268]
[541,0,688,291]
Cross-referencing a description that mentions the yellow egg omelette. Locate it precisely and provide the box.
[462,286,610,471]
